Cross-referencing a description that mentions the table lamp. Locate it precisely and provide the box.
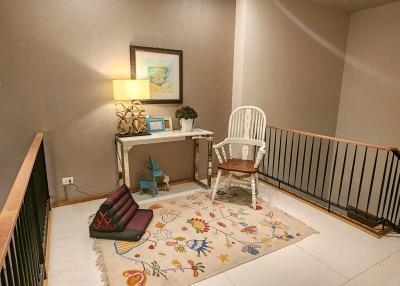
[113,79,151,136]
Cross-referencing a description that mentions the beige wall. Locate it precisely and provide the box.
[335,1,400,148]
[0,0,235,204]
[234,0,349,135]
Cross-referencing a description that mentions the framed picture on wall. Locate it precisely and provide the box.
[130,45,183,104]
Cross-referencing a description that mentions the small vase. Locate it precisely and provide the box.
[180,118,193,132]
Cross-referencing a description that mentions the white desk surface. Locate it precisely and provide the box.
[116,128,213,146]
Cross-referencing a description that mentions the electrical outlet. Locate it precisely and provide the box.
[62,177,74,185]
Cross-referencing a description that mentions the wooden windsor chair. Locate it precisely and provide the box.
[211,106,267,209]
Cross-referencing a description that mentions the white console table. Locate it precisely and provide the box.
[115,128,214,190]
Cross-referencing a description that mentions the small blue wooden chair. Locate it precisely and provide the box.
[140,157,164,197]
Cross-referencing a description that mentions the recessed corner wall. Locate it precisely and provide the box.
[233,0,349,136]
[335,1,400,148]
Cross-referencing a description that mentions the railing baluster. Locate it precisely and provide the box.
[337,143,348,206]
[288,132,294,185]
[321,140,331,199]
[5,251,15,286]
[20,202,35,285]
[306,137,315,192]
[300,136,308,190]
[282,130,288,181]
[386,160,399,219]
[1,268,8,286]
[355,148,368,213]
[313,138,322,195]
[390,166,400,222]
[272,129,277,177]
[277,129,283,180]
[376,152,390,219]
[267,128,272,175]
[365,149,379,216]
[14,223,27,286]
[9,235,22,286]
[294,134,301,187]
[347,145,358,208]
[381,155,395,218]
[27,187,42,284]
[328,141,339,210]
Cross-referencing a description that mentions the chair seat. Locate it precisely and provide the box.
[218,159,257,174]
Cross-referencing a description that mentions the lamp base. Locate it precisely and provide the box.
[115,132,150,138]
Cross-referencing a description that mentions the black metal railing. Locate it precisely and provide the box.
[0,133,50,286]
[260,125,400,233]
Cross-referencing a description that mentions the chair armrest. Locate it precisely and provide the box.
[213,139,230,164]
[254,145,266,168]
[213,139,229,149]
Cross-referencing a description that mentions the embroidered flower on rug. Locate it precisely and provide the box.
[242,244,261,255]
[188,260,205,277]
[225,242,233,248]
[217,221,226,228]
[187,194,198,200]
[123,269,147,286]
[152,229,172,241]
[187,218,210,233]
[166,241,177,247]
[229,211,238,218]
[186,238,213,257]
[160,209,181,223]
[174,244,187,253]
[155,222,166,229]
[241,225,257,235]
[171,259,181,266]
[148,203,163,210]
[171,259,183,271]
[217,253,229,263]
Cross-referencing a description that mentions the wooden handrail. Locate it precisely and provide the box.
[267,125,394,151]
[0,133,43,265]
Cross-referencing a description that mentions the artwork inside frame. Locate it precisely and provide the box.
[130,45,183,104]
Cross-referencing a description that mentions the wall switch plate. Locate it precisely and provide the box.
[62,177,74,185]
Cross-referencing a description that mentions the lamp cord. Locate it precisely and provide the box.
[69,183,93,198]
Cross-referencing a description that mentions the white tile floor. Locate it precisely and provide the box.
[48,181,400,286]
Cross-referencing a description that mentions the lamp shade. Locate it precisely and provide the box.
[113,79,150,101]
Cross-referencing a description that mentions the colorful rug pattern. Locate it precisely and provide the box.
[94,189,316,285]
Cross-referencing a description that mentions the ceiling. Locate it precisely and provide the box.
[310,0,398,12]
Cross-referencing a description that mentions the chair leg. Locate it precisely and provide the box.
[211,170,222,201]
[228,172,232,189]
[255,173,259,196]
[251,174,256,209]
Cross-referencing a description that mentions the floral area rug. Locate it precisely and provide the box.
[94,188,316,285]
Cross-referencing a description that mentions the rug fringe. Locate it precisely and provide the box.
[88,213,110,286]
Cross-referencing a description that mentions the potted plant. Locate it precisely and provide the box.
[175,105,198,132]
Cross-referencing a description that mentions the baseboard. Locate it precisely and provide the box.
[51,175,216,208]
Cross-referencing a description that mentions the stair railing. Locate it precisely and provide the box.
[260,125,400,234]
[0,133,50,285]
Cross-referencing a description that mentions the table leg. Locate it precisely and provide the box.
[116,139,123,185]
[193,136,213,190]
[207,138,213,188]
[194,138,200,182]
[121,143,131,189]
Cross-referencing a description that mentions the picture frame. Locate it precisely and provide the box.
[130,45,183,104]
[162,117,173,131]
[146,118,165,133]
